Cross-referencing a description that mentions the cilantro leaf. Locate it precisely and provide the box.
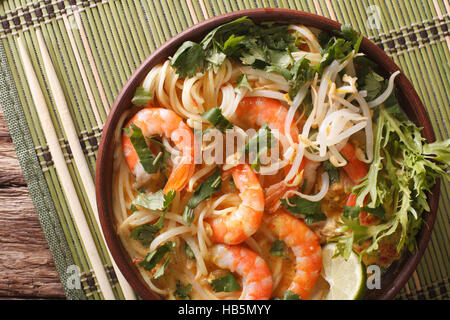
[127,123,164,174]
[210,273,241,292]
[183,167,222,225]
[221,34,245,55]
[280,196,326,225]
[174,281,192,300]
[235,74,253,92]
[131,86,153,107]
[323,160,340,185]
[288,57,315,98]
[200,16,254,50]
[171,41,205,78]
[132,190,176,211]
[130,223,160,247]
[354,56,377,87]
[138,241,175,279]
[363,71,385,101]
[130,191,175,246]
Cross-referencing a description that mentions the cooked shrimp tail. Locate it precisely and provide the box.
[211,244,273,300]
[265,210,322,299]
[122,107,195,193]
[207,164,264,245]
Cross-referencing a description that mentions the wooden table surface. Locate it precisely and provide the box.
[0,109,65,299]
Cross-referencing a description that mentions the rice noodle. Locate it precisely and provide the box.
[247,90,287,102]
[150,226,192,252]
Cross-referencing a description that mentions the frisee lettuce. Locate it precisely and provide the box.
[334,104,449,260]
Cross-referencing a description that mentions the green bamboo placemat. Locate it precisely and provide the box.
[0,0,448,300]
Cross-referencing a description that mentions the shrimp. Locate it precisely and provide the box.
[235,97,318,212]
[340,142,378,225]
[234,97,300,139]
[206,164,264,245]
[265,209,322,300]
[211,244,273,300]
[122,107,195,193]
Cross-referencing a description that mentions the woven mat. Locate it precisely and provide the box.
[0,0,448,300]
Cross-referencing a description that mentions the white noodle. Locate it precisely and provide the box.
[368,71,400,108]
[150,226,192,252]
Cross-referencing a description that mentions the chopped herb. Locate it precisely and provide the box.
[183,167,222,225]
[132,190,176,212]
[138,241,175,279]
[270,240,289,259]
[265,65,292,81]
[171,41,205,78]
[170,19,362,102]
[130,191,175,247]
[363,70,386,101]
[174,281,192,300]
[210,273,241,292]
[242,123,273,171]
[130,222,160,247]
[123,127,131,135]
[127,123,164,174]
[201,107,234,132]
[354,56,377,88]
[130,204,138,213]
[131,86,153,107]
[185,243,195,259]
[323,160,340,185]
[288,57,315,98]
[280,196,326,225]
[235,74,253,92]
[282,290,302,300]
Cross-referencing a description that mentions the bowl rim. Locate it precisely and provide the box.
[95,8,440,300]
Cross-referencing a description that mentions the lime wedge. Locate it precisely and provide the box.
[321,243,366,300]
